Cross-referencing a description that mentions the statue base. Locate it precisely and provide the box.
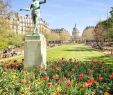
[24,33,47,68]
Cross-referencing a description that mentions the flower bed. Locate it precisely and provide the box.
[0,58,113,95]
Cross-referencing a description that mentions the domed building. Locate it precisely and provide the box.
[72,24,81,43]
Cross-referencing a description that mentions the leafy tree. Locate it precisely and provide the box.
[94,7,113,46]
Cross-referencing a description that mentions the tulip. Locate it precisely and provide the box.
[43,76,49,81]
[109,73,113,78]
[66,81,71,87]
[98,75,103,81]
[79,73,84,79]
[52,74,59,79]
[55,67,61,71]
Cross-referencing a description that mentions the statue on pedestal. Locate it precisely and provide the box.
[20,0,46,34]
[20,0,47,69]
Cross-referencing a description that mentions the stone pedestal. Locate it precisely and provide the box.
[24,33,46,68]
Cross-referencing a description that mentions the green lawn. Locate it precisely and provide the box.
[1,44,113,64]
[47,44,113,64]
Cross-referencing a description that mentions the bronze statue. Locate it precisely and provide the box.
[20,0,46,34]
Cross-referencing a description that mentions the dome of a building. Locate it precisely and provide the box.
[72,24,81,39]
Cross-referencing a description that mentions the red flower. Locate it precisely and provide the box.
[109,73,113,78]
[83,78,96,88]
[52,74,59,79]
[79,73,84,79]
[43,76,48,81]
[55,67,61,71]
[83,82,91,88]
[98,75,103,81]
[66,81,71,87]
[87,78,96,84]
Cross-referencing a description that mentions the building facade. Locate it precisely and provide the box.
[51,28,71,43]
[0,12,51,35]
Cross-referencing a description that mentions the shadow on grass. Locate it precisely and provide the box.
[64,47,94,52]
[86,55,113,66]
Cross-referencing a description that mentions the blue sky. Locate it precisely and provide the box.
[12,0,113,33]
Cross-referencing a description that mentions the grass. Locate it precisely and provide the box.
[47,44,113,64]
[0,44,113,64]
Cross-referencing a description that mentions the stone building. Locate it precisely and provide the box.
[51,28,71,43]
[40,18,51,34]
[0,12,51,35]
[72,24,81,43]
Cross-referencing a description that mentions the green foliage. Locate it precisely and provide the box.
[95,7,113,41]
[0,28,24,49]
[0,59,113,94]
[110,7,113,18]
[108,28,113,39]
[6,32,24,47]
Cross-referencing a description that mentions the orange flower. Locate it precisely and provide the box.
[52,74,59,79]
[87,78,96,83]
[83,82,91,88]
[43,76,49,81]
[79,73,84,79]
[20,79,26,83]
[66,81,71,87]
[104,92,110,95]
[83,78,96,88]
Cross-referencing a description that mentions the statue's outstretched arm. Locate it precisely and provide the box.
[39,0,46,4]
[20,6,31,11]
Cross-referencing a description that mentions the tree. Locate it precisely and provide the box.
[94,7,113,48]
[110,7,113,18]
